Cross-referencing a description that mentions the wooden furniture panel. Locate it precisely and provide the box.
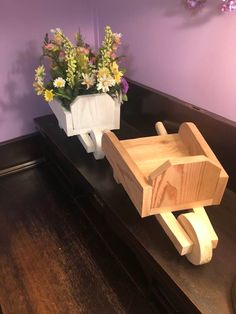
[35,115,236,313]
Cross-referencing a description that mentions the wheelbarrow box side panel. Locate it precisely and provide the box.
[102,132,152,217]
[149,156,221,212]
[49,100,75,136]
[179,122,228,204]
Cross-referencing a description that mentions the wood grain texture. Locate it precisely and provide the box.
[179,122,228,204]
[150,156,221,213]
[0,132,42,171]
[155,122,168,135]
[155,212,193,255]
[104,122,227,217]
[122,134,189,177]
[102,131,152,217]
[177,213,213,265]
[192,207,218,248]
[0,165,154,314]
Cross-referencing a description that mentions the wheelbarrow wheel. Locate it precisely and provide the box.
[177,212,213,265]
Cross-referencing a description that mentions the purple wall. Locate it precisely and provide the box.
[2,1,236,143]
[94,0,236,122]
[0,0,95,142]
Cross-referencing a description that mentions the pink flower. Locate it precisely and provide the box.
[77,47,89,55]
[44,43,56,51]
[112,44,118,51]
[113,33,122,44]
[111,53,117,59]
[59,51,65,61]
[89,57,96,64]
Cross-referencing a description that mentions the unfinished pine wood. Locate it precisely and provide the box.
[192,207,218,248]
[177,212,213,265]
[179,123,228,204]
[103,122,228,217]
[102,131,152,217]
[113,171,120,184]
[149,156,221,214]
[122,134,189,161]
[155,212,193,255]
[121,134,189,178]
[155,122,167,135]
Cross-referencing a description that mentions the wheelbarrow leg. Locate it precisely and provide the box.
[155,212,193,256]
[155,121,218,265]
[78,133,95,153]
[78,130,105,159]
[90,130,105,160]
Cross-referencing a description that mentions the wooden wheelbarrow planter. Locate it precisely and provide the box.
[49,94,121,159]
[102,122,228,265]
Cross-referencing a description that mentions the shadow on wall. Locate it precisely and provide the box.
[96,0,222,29]
[0,41,51,141]
[160,0,221,23]
[95,0,222,79]
[143,0,222,27]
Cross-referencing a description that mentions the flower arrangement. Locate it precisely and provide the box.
[33,26,129,108]
[185,0,236,11]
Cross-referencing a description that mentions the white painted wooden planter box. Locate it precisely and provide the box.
[49,93,121,159]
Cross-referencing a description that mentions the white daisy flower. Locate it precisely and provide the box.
[53,77,66,88]
[51,28,62,33]
[81,73,95,89]
[113,33,122,43]
[97,75,115,93]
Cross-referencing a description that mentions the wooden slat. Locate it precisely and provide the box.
[155,121,168,135]
[122,134,189,162]
[192,207,218,249]
[179,123,228,204]
[102,131,152,217]
[177,213,213,265]
[149,156,221,213]
[155,212,193,256]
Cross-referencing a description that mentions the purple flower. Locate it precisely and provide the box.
[185,0,206,9]
[120,77,129,94]
[221,0,236,12]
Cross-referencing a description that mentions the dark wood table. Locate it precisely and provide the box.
[35,114,236,314]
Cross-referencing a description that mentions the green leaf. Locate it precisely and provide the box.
[55,92,72,101]
[122,94,128,102]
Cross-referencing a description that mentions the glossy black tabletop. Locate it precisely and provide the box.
[35,114,236,314]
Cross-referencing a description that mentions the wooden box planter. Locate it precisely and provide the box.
[102,122,228,265]
[49,93,121,159]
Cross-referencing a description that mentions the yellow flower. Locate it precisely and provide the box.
[98,67,110,78]
[65,49,77,88]
[44,89,54,102]
[77,54,89,71]
[53,33,62,45]
[35,65,45,80]
[111,61,119,72]
[33,81,45,95]
[114,72,123,84]
[110,62,123,83]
